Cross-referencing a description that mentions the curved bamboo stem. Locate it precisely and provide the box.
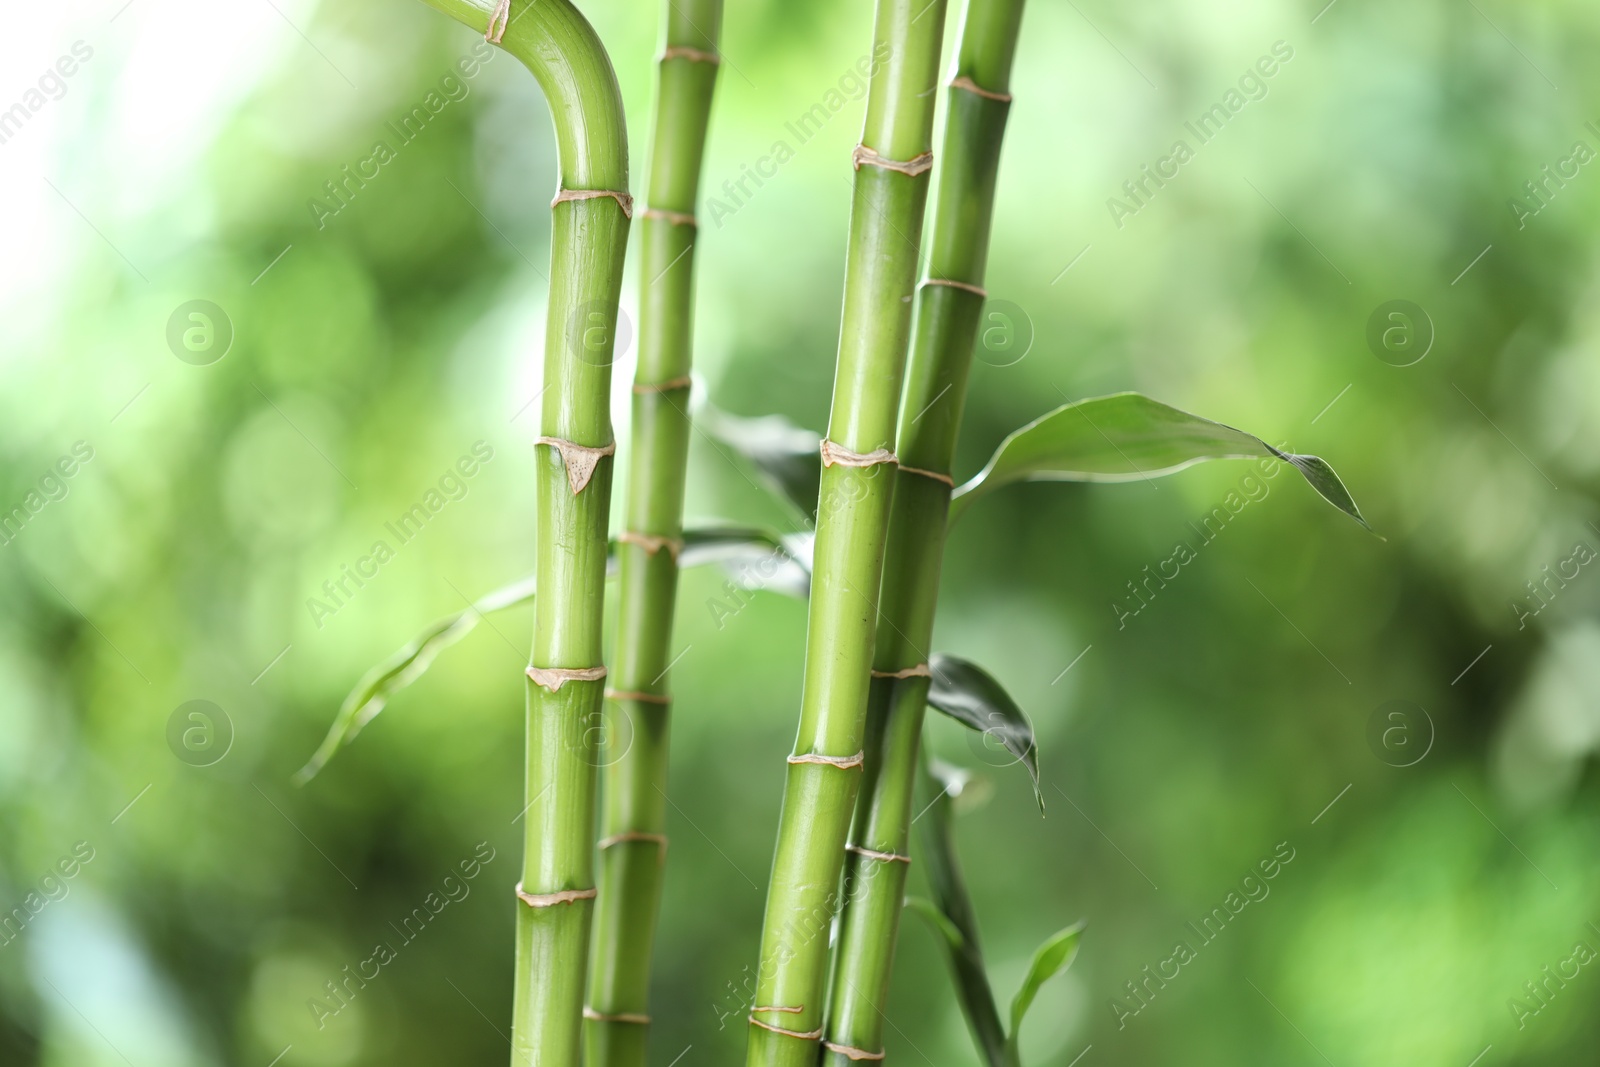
[824,0,1028,1061]
[585,2,722,1066]
[745,2,950,1066]
[415,3,629,1065]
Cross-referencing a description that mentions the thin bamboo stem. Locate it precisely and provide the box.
[745,2,950,1066]
[824,0,1028,1061]
[585,2,722,1066]
[416,3,629,1065]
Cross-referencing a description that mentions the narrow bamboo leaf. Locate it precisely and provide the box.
[950,392,1368,528]
[292,574,537,786]
[1006,923,1084,1057]
[698,403,822,523]
[918,757,1009,1067]
[297,526,806,784]
[904,895,968,956]
[928,654,1041,812]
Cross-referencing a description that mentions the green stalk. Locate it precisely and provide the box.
[585,3,721,1066]
[416,3,628,1065]
[824,0,1027,1061]
[746,2,949,1065]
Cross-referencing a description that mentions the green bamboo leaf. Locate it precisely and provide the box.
[296,526,807,784]
[699,403,822,523]
[904,895,969,956]
[1006,922,1085,1057]
[950,392,1369,529]
[927,654,1041,812]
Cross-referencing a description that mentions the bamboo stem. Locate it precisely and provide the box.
[745,2,950,1066]
[415,3,629,1065]
[585,3,722,1066]
[824,0,1028,1061]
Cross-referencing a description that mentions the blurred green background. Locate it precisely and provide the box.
[4,0,1600,1063]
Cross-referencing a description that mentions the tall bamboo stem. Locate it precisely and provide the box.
[416,3,629,1065]
[745,3,949,1066]
[824,0,1027,1061]
[585,3,722,1066]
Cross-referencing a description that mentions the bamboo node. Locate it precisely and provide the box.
[820,439,898,469]
[597,831,668,850]
[949,75,1012,102]
[788,751,865,770]
[642,208,697,227]
[748,1016,823,1041]
[662,45,720,64]
[485,0,510,43]
[583,1007,652,1024]
[752,1005,805,1014]
[526,665,608,693]
[898,464,955,487]
[847,844,912,864]
[870,664,931,679]
[552,188,635,219]
[633,375,693,394]
[515,883,597,908]
[534,436,616,494]
[852,144,934,177]
[923,277,988,298]
[823,1040,888,1061]
[618,530,685,559]
[605,688,671,705]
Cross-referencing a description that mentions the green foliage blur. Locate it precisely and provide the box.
[4,0,1600,1064]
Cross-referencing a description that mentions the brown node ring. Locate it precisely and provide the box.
[748,1016,823,1040]
[898,464,955,487]
[516,882,597,908]
[870,663,931,679]
[662,46,720,64]
[823,1040,888,1062]
[605,688,671,705]
[526,665,608,693]
[618,530,685,559]
[923,277,988,298]
[788,751,865,770]
[642,208,697,227]
[852,144,935,177]
[485,0,511,43]
[534,436,616,494]
[552,188,636,219]
[949,75,1013,102]
[583,1007,651,1024]
[633,375,693,394]
[847,844,912,864]
[820,439,898,469]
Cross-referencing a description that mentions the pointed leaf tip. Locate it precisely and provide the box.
[927,654,1042,812]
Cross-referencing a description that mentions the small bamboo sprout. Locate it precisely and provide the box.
[823,0,1029,1061]
[745,1,951,1066]
[585,2,722,1067]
